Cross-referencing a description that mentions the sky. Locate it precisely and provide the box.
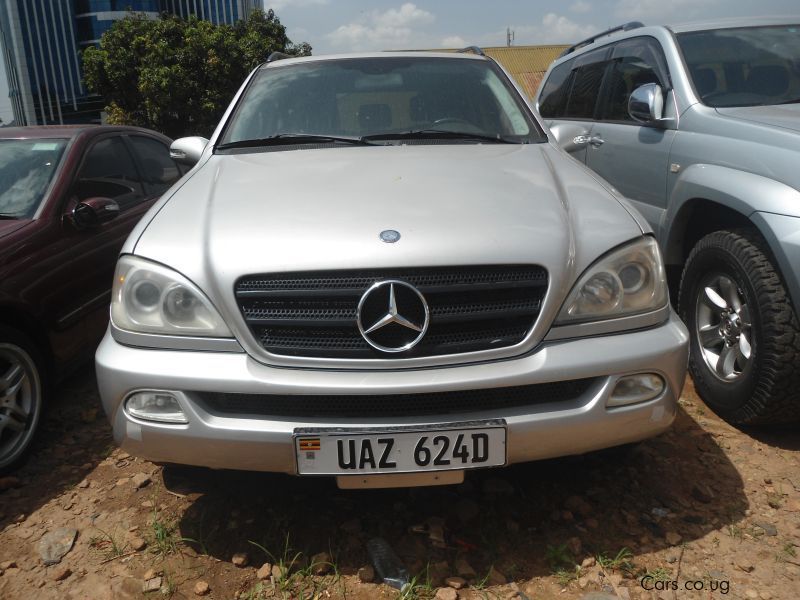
[1,0,799,123]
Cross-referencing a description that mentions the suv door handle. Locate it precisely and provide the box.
[572,135,605,147]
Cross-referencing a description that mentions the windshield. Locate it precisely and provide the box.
[0,139,67,218]
[219,57,544,148]
[678,25,800,107]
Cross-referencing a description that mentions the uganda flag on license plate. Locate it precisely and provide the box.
[299,437,321,451]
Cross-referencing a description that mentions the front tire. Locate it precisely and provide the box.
[0,326,45,473]
[678,229,800,424]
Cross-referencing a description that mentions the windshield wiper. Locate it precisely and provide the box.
[361,129,521,144]
[215,133,376,150]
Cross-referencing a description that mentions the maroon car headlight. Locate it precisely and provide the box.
[111,255,232,337]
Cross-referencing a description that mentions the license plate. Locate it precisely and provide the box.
[294,421,506,475]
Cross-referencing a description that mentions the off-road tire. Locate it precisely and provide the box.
[678,229,800,425]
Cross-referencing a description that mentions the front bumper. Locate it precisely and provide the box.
[95,311,689,475]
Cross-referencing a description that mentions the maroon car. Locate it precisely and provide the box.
[0,125,184,472]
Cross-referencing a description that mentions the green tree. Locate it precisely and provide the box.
[83,9,310,138]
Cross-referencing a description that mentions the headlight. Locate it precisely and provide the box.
[111,255,232,337]
[557,237,667,323]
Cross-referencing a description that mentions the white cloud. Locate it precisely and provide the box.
[441,35,467,48]
[265,0,329,10]
[325,3,436,51]
[613,0,721,22]
[570,1,592,13]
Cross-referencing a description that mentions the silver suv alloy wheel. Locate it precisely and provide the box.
[694,274,753,381]
[0,342,42,471]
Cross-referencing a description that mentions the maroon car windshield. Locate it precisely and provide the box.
[0,139,68,218]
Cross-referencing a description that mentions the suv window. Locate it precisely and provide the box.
[74,137,145,210]
[539,61,573,118]
[129,136,182,196]
[540,48,608,120]
[602,38,666,122]
[678,25,800,107]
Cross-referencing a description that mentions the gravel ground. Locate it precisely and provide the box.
[0,367,799,600]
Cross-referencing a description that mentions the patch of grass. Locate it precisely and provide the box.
[545,543,575,570]
[149,506,180,557]
[766,491,784,509]
[597,547,634,573]
[776,542,798,563]
[396,570,435,600]
[554,565,581,586]
[88,527,127,561]
[644,566,672,582]
[727,523,744,541]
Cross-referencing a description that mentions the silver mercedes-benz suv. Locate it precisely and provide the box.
[95,50,688,489]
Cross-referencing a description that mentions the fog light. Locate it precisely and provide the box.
[125,391,187,423]
[608,374,664,407]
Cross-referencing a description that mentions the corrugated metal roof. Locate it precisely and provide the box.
[483,45,567,98]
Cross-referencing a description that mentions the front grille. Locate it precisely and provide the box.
[236,266,548,359]
[198,379,596,418]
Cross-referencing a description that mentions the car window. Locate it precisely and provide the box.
[563,61,606,119]
[602,38,666,122]
[0,139,67,218]
[74,137,145,211]
[220,57,545,145]
[129,136,182,196]
[539,60,573,118]
[678,25,800,107]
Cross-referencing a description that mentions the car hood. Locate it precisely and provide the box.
[0,219,29,240]
[134,143,643,334]
[717,104,800,133]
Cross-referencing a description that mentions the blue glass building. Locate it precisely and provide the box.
[0,0,261,125]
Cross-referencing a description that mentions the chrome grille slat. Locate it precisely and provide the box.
[236,266,548,358]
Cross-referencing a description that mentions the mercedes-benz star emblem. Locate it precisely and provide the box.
[357,280,429,353]
[379,229,401,243]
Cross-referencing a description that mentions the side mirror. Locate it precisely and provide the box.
[628,83,665,125]
[71,197,120,229]
[170,136,209,166]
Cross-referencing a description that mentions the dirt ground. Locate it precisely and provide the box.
[0,368,799,600]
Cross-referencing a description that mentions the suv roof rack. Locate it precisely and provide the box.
[267,51,292,63]
[558,21,644,58]
[457,46,485,57]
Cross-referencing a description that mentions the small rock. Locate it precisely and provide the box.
[194,581,210,596]
[143,576,162,593]
[0,560,17,570]
[256,562,273,580]
[753,521,777,536]
[435,587,458,600]
[141,500,154,509]
[0,477,21,491]
[445,576,466,589]
[567,536,582,557]
[578,576,589,588]
[115,478,130,487]
[51,566,71,581]
[131,473,151,489]
[311,551,331,575]
[38,528,78,565]
[691,483,714,503]
[482,478,514,495]
[129,537,147,551]
[272,564,288,580]
[735,560,754,573]
[76,480,89,489]
[581,556,596,568]
[487,565,506,586]
[357,565,374,583]
[665,531,682,546]
[142,569,161,580]
[455,557,476,578]
[565,495,593,517]
[231,552,249,567]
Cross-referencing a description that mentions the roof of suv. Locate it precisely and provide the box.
[261,51,489,69]
[556,15,800,61]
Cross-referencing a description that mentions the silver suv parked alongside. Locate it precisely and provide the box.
[96,51,688,488]
[537,17,800,425]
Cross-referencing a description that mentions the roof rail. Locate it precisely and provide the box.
[267,51,292,63]
[558,21,644,57]
[457,46,485,57]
